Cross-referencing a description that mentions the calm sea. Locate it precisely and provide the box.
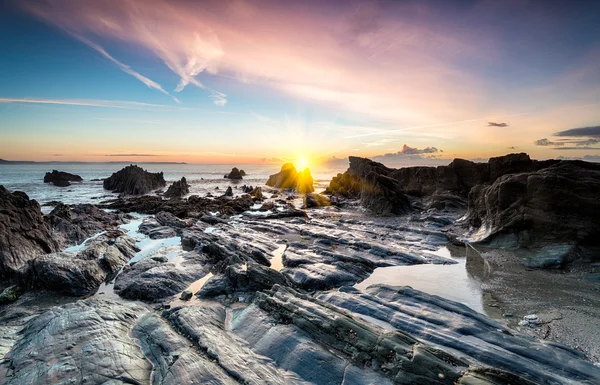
[0,163,346,213]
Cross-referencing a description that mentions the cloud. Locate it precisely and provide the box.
[105,154,159,157]
[487,122,508,127]
[399,144,440,155]
[362,138,395,147]
[534,138,564,146]
[552,147,600,150]
[554,126,600,138]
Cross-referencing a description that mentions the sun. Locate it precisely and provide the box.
[294,156,310,171]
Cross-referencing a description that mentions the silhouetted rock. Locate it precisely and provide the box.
[225,186,233,196]
[302,193,331,209]
[266,163,314,193]
[0,186,59,277]
[43,170,83,187]
[164,177,190,198]
[326,157,411,215]
[103,164,166,195]
[467,160,600,267]
[224,167,244,180]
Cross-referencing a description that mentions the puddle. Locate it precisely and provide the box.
[183,272,214,294]
[64,231,106,253]
[270,244,287,271]
[355,246,486,314]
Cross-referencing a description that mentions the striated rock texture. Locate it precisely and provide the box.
[43,170,83,187]
[45,203,129,247]
[326,157,411,215]
[164,177,190,198]
[266,163,314,193]
[26,233,138,296]
[103,164,166,195]
[224,167,244,180]
[467,160,600,267]
[0,186,59,277]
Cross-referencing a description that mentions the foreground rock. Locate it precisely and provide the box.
[326,157,411,215]
[45,203,130,247]
[25,233,138,296]
[103,164,166,195]
[164,176,190,198]
[266,163,314,193]
[224,167,244,180]
[43,170,83,187]
[0,186,59,277]
[467,160,600,267]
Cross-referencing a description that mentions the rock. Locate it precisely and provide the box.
[241,184,253,193]
[45,203,129,247]
[43,170,83,187]
[302,193,331,209]
[164,177,190,198]
[197,262,288,298]
[26,233,138,296]
[0,186,59,277]
[225,186,233,197]
[250,187,263,200]
[0,285,24,304]
[326,157,411,215]
[224,167,244,180]
[0,299,152,385]
[266,163,314,193]
[180,290,193,300]
[466,160,600,267]
[103,164,166,195]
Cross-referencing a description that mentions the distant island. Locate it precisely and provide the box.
[0,158,187,165]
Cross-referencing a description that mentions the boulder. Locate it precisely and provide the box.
[302,193,331,209]
[0,285,24,304]
[43,170,83,187]
[224,167,244,180]
[0,186,59,277]
[266,163,314,193]
[164,177,190,198]
[103,164,166,195]
[45,203,129,247]
[225,186,233,197]
[466,160,600,267]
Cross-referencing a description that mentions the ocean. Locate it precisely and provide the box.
[0,163,347,213]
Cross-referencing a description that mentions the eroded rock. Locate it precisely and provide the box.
[43,170,83,187]
[103,164,166,195]
[164,177,190,198]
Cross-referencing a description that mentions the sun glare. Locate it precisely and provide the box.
[294,156,310,171]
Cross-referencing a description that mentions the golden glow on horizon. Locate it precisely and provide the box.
[294,155,310,171]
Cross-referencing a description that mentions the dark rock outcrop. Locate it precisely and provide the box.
[43,170,83,187]
[103,164,166,195]
[225,186,233,197]
[45,203,129,247]
[224,167,244,180]
[326,157,411,215]
[0,186,59,277]
[466,160,600,267]
[266,163,314,193]
[197,262,288,298]
[26,233,138,296]
[302,193,331,209]
[164,177,190,198]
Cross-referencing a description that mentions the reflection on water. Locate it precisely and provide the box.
[355,245,488,314]
[270,244,287,271]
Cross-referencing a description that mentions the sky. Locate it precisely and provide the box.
[1,0,599,166]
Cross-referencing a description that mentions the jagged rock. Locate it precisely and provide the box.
[225,186,233,197]
[241,184,253,193]
[164,177,190,198]
[45,203,129,247]
[103,164,166,195]
[26,233,138,296]
[0,285,24,304]
[326,157,411,215]
[466,160,600,267]
[0,186,59,277]
[224,167,244,180]
[250,187,263,200]
[302,193,331,209]
[43,170,83,187]
[0,299,152,385]
[197,262,288,298]
[266,163,314,193]
[180,290,193,300]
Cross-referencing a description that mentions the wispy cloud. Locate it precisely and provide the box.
[534,138,564,146]
[487,122,508,127]
[552,147,600,151]
[93,117,163,124]
[554,126,600,138]
[105,153,159,157]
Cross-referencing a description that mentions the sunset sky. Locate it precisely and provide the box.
[1,0,599,165]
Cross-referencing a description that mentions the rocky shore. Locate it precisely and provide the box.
[1,154,599,384]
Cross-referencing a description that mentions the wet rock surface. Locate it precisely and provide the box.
[0,186,59,277]
[45,203,130,247]
[43,170,83,187]
[163,176,190,198]
[103,164,166,195]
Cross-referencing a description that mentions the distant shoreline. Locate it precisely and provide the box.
[0,159,187,165]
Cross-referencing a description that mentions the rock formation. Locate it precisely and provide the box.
[466,160,600,267]
[164,177,190,198]
[224,167,244,180]
[0,186,59,277]
[266,163,314,193]
[302,193,331,209]
[103,164,166,195]
[43,170,83,187]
